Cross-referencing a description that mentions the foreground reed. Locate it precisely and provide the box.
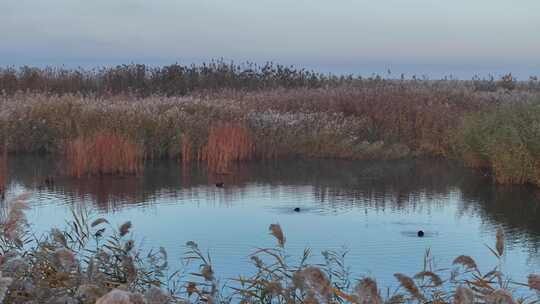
[0,194,538,303]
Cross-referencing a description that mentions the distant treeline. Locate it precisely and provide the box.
[1,61,538,96]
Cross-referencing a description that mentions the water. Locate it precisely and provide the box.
[4,156,540,290]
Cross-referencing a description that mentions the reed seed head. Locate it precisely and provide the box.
[496,226,505,257]
[119,221,132,237]
[393,273,424,301]
[293,267,332,303]
[91,218,109,227]
[452,255,478,271]
[413,271,442,287]
[269,223,285,247]
[353,277,382,304]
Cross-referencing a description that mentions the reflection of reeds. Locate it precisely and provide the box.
[65,132,143,178]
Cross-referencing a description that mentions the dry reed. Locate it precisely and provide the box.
[119,221,132,237]
[452,255,478,271]
[65,132,143,178]
[1,86,540,186]
[269,223,285,247]
[394,273,425,301]
[496,226,505,257]
[353,278,382,304]
[293,266,332,303]
[201,123,255,173]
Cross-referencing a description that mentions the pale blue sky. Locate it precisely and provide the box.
[1,0,539,78]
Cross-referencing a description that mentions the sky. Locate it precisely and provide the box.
[1,0,539,79]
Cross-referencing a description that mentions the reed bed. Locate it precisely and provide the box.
[0,144,6,197]
[201,123,255,173]
[0,194,538,303]
[65,132,143,178]
[1,74,540,186]
[1,63,539,97]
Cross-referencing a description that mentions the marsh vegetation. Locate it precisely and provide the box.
[1,63,540,186]
[0,63,540,303]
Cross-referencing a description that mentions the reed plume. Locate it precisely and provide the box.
[91,218,109,227]
[413,271,443,287]
[393,273,424,301]
[269,223,285,247]
[119,221,132,237]
[452,255,478,271]
[496,226,505,257]
[353,278,382,304]
[293,267,332,303]
[1,193,31,241]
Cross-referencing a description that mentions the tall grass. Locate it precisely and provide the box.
[65,131,143,178]
[202,123,255,173]
[453,101,540,185]
[0,194,538,303]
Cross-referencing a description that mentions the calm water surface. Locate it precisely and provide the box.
[4,156,540,289]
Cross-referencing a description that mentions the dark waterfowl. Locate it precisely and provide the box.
[294,207,301,212]
[215,182,224,188]
[417,230,425,237]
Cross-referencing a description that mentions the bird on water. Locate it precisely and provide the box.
[294,207,301,212]
[417,230,425,237]
[215,182,224,188]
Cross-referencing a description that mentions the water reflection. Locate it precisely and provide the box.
[7,156,540,240]
[4,155,540,277]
